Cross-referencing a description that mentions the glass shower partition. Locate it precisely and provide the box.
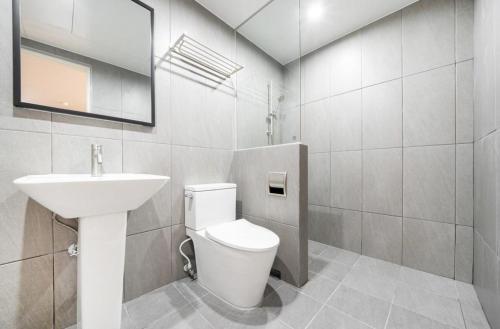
[235,0,301,149]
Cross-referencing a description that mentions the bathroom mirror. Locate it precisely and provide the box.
[12,0,155,126]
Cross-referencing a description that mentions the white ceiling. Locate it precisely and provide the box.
[195,0,419,65]
[194,0,272,29]
[20,0,152,75]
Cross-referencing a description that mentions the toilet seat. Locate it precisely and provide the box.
[206,219,279,252]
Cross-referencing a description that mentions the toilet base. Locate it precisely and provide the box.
[187,227,278,309]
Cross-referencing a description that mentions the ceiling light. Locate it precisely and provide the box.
[307,3,323,21]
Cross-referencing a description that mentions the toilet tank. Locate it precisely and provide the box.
[184,183,236,230]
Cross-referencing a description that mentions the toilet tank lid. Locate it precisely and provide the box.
[185,183,236,192]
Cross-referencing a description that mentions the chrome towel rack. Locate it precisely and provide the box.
[167,34,243,80]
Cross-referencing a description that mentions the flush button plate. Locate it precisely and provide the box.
[268,171,287,197]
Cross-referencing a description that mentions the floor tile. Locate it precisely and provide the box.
[306,306,371,329]
[393,283,465,329]
[386,305,459,329]
[460,302,491,329]
[353,255,402,281]
[293,272,340,303]
[400,266,458,299]
[264,276,286,298]
[173,277,209,303]
[125,284,189,329]
[327,284,391,329]
[66,242,490,329]
[319,246,360,267]
[342,266,398,302]
[145,304,213,329]
[191,293,283,329]
[308,255,352,281]
[263,285,323,329]
[308,240,329,256]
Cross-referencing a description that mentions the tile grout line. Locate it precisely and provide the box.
[305,254,378,329]
[400,7,405,268]
[171,283,216,329]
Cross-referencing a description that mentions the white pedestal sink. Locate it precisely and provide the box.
[14,174,170,329]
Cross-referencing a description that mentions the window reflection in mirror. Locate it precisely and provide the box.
[21,47,91,112]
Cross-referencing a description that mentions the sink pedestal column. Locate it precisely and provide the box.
[77,212,128,329]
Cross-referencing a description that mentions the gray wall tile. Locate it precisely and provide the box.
[171,75,235,150]
[455,0,474,62]
[402,0,455,75]
[170,0,235,62]
[52,134,123,174]
[123,141,172,235]
[54,252,77,329]
[308,205,334,245]
[363,148,402,216]
[301,48,331,104]
[0,130,53,264]
[0,255,53,329]
[403,218,455,278]
[361,12,402,87]
[329,208,362,253]
[456,143,473,226]
[171,146,233,224]
[308,153,330,206]
[331,90,362,151]
[403,145,455,223]
[362,213,403,264]
[311,210,363,259]
[52,114,123,140]
[473,0,496,140]
[301,99,330,153]
[473,0,500,326]
[124,227,173,302]
[266,220,308,287]
[330,32,362,95]
[474,134,497,250]
[456,60,474,143]
[403,65,456,147]
[331,151,362,210]
[362,80,402,149]
[455,225,473,283]
[473,232,500,329]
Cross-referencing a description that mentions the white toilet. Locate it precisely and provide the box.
[184,183,280,309]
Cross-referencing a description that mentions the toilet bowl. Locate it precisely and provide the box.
[184,183,279,309]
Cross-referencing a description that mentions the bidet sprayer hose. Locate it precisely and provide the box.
[179,238,196,279]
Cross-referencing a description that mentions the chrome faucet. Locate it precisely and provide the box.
[91,144,103,177]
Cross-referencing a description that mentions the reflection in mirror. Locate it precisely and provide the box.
[14,0,154,126]
[235,0,301,149]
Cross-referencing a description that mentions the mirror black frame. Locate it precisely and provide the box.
[11,0,156,127]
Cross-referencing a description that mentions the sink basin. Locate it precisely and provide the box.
[14,173,169,329]
[14,173,169,218]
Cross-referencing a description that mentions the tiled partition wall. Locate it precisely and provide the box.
[232,143,308,287]
[305,0,474,281]
[0,0,281,328]
[473,0,500,327]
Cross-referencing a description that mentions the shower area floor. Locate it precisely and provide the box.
[68,241,490,329]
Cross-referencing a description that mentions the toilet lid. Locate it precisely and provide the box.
[206,219,280,252]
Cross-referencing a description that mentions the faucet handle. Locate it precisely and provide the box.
[97,149,103,164]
